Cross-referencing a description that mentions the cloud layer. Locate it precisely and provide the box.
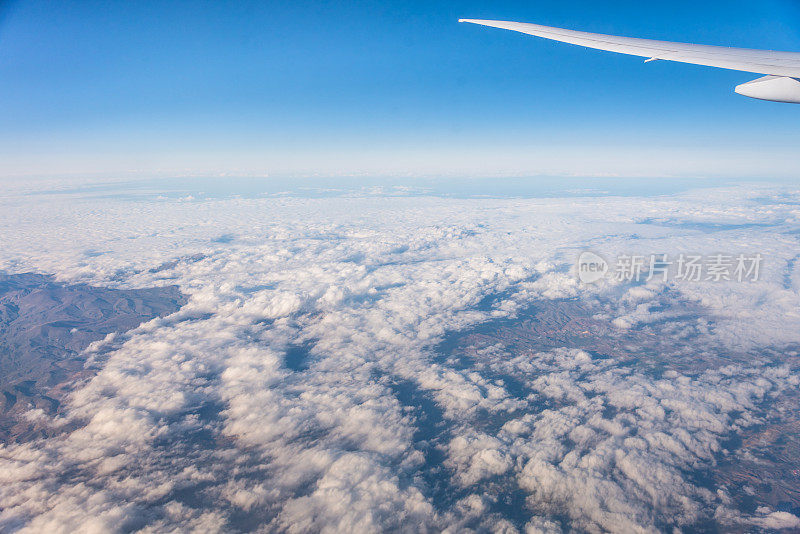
[0,181,799,532]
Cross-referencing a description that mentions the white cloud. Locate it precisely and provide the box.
[0,180,798,531]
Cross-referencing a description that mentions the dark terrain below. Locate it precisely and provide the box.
[0,273,185,443]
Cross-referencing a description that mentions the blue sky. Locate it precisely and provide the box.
[1,0,799,179]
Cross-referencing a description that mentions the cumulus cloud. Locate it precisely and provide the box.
[0,180,798,532]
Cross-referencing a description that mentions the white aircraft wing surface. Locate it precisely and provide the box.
[459,19,800,102]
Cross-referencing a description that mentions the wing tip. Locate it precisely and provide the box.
[458,19,525,30]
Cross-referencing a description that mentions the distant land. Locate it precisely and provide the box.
[0,273,186,443]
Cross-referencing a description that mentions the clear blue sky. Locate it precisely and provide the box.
[1,0,799,180]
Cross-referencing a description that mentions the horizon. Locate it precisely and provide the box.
[1,0,799,180]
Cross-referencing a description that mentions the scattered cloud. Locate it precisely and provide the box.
[0,181,799,531]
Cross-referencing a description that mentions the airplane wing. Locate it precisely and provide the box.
[459,19,800,103]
